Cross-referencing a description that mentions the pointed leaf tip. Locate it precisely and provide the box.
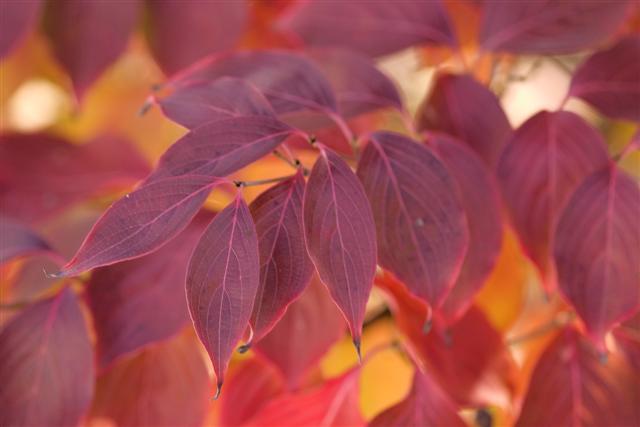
[237,343,251,354]
[214,382,223,400]
[353,338,362,363]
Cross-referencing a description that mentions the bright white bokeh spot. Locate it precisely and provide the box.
[8,79,70,131]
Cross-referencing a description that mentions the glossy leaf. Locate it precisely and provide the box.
[416,72,512,167]
[146,0,248,75]
[186,194,260,394]
[479,0,630,54]
[570,35,640,122]
[497,111,609,287]
[0,288,94,426]
[277,0,456,57]
[43,0,138,98]
[357,132,468,308]
[554,164,640,346]
[90,331,211,427]
[0,216,50,264]
[303,145,377,353]
[249,171,313,344]
[0,0,40,57]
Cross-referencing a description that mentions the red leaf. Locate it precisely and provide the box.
[43,0,138,99]
[303,145,377,354]
[186,194,260,395]
[497,111,610,289]
[614,314,640,372]
[0,288,94,426]
[277,0,456,57]
[357,132,468,309]
[0,0,41,57]
[248,171,313,344]
[416,72,512,167]
[146,0,248,75]
[254,274,346,390]
[90,331,211,427]
[479,0,630,54]
[0,216,50,264]
[430,135,503,324]
[569,35,640,123]
[86,212,212,369]
[516,327,639,427]
[554,164,640,347]
[369,370,466,427]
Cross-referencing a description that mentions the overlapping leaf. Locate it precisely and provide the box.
[0,216,50,264]
[0,0,40,57]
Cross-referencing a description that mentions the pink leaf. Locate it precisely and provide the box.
[277,0,456,57]
[303,145,377,354]
[0,0,41,57]
[248,171,313,344]
[146,0,248,75]
[479,0,630,54]
[497,111,609,288]
[0,216,50,264]
[554,164,640,347]
[186,194,260,395]
[569,35,640,123]
[43,0,138,99]
[416,72,512,167]
[0,288,94,426]
[357,132,468,308]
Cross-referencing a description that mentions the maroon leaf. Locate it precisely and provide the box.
[416,72,512,167]
[303,145,377,354]
[0,287,94,426]
[43,0,138,99]
[479,0,631,54]
[0,216,50,264]
[369,370,466,427]
[86,212,212,369]
[497,111,609,288]
[0,0,41,57]
[430,135,503,324]
[569,35,640,122]
[357,132,468,309]
[516,327,639,427]
[146,0,248,75]
[254,274,346,390]
[277,1,456,57]
[554,164,640,347]
[186,194,260,395]
[248,171,313,344]
[90,331,211,427]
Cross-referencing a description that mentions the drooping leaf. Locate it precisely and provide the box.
[569,35,640,122]
[90,331,211,427]
[43,0,139,99]
[86,212,212,369]
[516,327,639,427]
[303,145,377,354]
[146,0,248,75]
[0,0,41,57]
[186,194,260,394]
[248,171,313,344]
[416,72,512,167]
[430,135,503,324]
[497,111,610,288]
[357,132,468,308]
[254,274,346,390]
[0,216,50,264]
[0,288,94,426]
[276,0,456,57]
[554,164,640,347]
[369,370,466,427]
[479,0,631,54]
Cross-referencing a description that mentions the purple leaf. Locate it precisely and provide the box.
[0,216,50,264]
[0,288,94,426]
[497,111,609,288]
[303,145,377,354]
[277,0,456,57]
[357,132,468,308]
[416,72,512,167]
[186,194,260,395]
[248,171,313,344]
[569,35,640,123]
[0,0,41,58]
[430,135,503,324]
[146,0,248,75]
[43,0,138,99]
[554,164,640,347]
[479,0,630,54]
